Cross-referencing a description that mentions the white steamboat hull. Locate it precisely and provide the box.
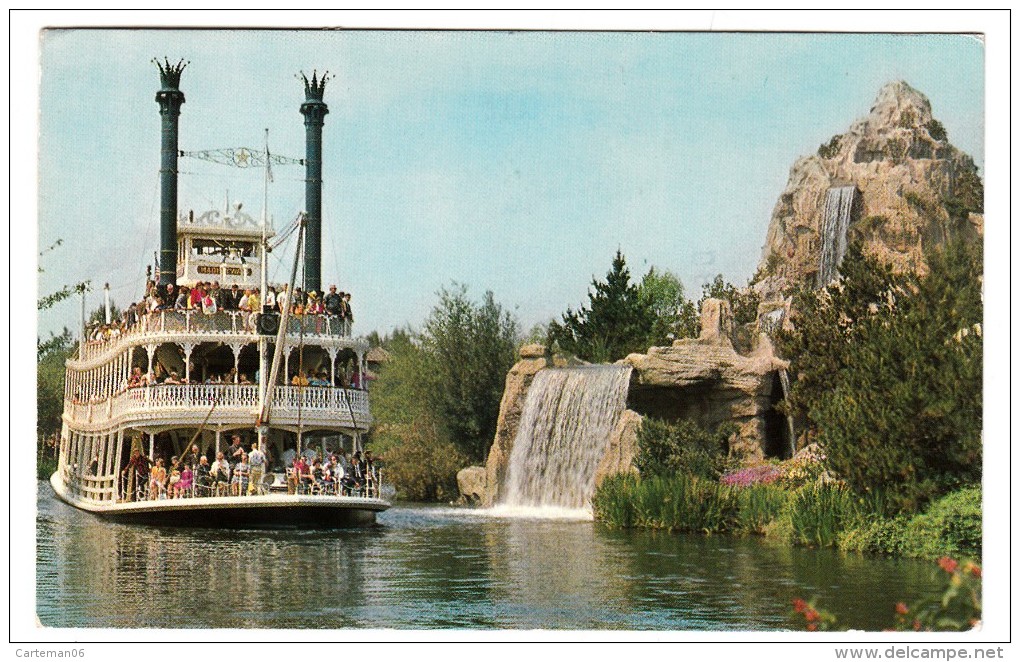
[50,473,389,528]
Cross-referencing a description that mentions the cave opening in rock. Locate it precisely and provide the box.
[763,372,793,460]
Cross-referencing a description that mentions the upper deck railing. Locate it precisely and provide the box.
[64,383,371,430]
[77,310,356,362]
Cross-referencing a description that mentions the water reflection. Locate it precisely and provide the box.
[37,488,944,630]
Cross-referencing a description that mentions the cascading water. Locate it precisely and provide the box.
[816,185,857,287]
[498,365,632,512]
[777,369,797,459]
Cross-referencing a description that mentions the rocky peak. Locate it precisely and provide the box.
[754,80,982,302]
[863,80,934,132]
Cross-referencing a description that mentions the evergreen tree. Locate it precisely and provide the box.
[777,240,982,512]
[547,250,656,362]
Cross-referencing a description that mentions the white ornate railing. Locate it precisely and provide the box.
[78,310,355,362]
[73,384,371,429]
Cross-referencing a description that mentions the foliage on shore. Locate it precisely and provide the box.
[593,471,981,562]
[369,284,519,501]
[777,239,982,513]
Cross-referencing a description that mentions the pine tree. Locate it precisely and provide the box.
[547,250,656,362]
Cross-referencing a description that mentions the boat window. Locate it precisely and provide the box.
[191,239,256,260]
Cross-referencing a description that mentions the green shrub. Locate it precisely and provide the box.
[902,487,982,560]
[635,417,733,480]
[379,420,469,502]
[838,516,910,556]
[778,240,982,514]
[926,119,947,141]
[592,474,638,528]
[818,135,841,159]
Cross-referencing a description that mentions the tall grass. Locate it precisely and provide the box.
[596,476,856,546]
[786,483,860,547]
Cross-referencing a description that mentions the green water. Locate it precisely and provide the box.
[36,485,944,630]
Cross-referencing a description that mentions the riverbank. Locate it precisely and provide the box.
[592,474,981,562]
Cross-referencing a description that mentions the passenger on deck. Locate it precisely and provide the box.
[174,287,190,311]
[167,456,181,495]
[185,444,201,470]
[227,435,244,467]
[173,464,193,498]
[247,443,266,495]
[149,458,167,499]
[347,452,365,494]
[211,452,231,495]
[323,285,342,316]
[231,453,249,496]
[121,447,150,502]
[291,371,309,387]
[195,456,212,495]
[293,455,310,493]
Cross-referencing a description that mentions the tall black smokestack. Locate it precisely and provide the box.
[154,58,187,288]
[299,70,329,295]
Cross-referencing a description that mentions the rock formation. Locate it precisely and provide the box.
[755,80,983,301]
[474,301,790,506]
[456,466,487,504]
[622,298,791,461]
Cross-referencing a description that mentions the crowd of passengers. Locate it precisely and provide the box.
[85,280,355,343]
[121,366,363,389]
[119,434,379,501]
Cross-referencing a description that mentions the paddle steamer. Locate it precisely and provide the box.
[50,60,390,526]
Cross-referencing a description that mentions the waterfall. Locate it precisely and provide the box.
[777,369,797,459]
[499,365,632,511]
[816,186,857,287]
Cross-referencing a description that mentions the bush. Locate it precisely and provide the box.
[838,516,910,556]
[379,420,469,502]
[635,417,733,480]
[903,487,982,560]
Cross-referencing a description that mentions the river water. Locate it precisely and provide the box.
[36,483,945,631]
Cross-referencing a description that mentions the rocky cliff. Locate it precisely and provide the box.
[755,80,983,300]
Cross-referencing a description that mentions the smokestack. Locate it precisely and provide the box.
[154,58,188,288]
[299,70,329,295]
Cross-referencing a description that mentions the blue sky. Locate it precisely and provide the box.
[36,29,984,339]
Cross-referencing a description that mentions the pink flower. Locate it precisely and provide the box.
[792,598,807,613]
[895,602,909,615]
[938,557,959,574]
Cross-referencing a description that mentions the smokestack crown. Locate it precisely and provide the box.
[300,70,331,102]
[154,57,189,91]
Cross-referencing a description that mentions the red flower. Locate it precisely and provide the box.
[792,598,808,613]
[938,557,959,574]
[805,609,819,622]
[913,619,922,631]
[895,602,909,615]
[968,564,982,579]
[807,622,818,632]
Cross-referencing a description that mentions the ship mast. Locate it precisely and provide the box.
[257,215,306,438]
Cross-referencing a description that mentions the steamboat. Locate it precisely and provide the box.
[50,60,390,526]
